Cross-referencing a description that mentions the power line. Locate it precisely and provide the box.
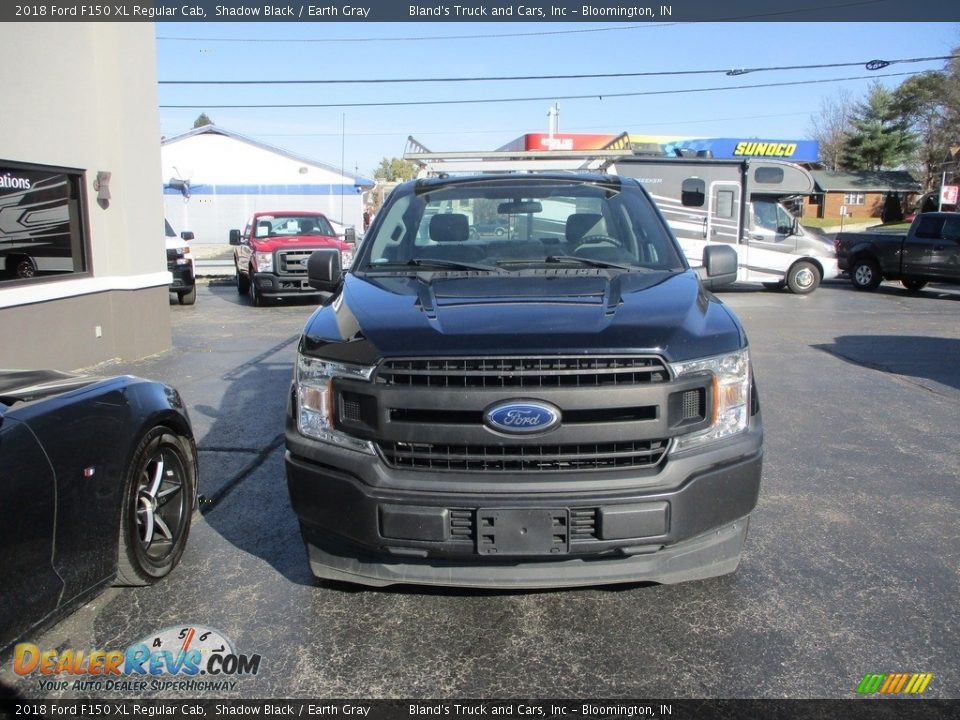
[158,54,954,86]
[232,112,823,139]
[159,71,922,109]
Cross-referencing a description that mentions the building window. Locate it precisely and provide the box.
[0,160,89,284]
[843,192,865,205]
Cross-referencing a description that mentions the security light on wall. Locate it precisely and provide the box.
[94,171,111,199]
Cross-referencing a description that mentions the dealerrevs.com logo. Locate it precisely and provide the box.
[13,625,262,693]
[856,672,933,695]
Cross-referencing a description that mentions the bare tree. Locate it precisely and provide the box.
[808,90,854,170]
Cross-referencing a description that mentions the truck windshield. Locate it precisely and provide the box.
[359,177,685,272]
[255,215,335,238]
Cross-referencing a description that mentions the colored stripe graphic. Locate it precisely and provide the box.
[857,673,933,694]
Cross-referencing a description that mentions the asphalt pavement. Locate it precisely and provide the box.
[1,276,958,700]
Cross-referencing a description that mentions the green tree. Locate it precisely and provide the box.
[374,157,417,182]
[193,113,214,129]
[840,83,916,172]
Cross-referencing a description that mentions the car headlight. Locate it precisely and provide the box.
[296,354,376,454]
[669,348,751,453]
[254,252,273,273]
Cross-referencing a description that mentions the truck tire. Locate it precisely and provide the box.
[236,267,249,294]
[902,278,928,292]
[248,268,265,306]
[177,286,197,306]
[786,261,820,295]
[851,257,882,291]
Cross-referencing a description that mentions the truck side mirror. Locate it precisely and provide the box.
[229,229,241,245]
[700,244,738,288]
[307,249,342,291]
[181,231,195,241]
[343,227,357,245]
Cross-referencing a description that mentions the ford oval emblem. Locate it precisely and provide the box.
[484,401,561,435]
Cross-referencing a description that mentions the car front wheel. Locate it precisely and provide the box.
[116,427,196,586]
[177,286,197,305]
[786,261,821,294]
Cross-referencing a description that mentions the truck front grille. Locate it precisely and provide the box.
[378,439,668,473]
[377,356,669,388]
[278,249,314,275]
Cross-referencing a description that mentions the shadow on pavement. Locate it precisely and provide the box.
[815,334,960,392]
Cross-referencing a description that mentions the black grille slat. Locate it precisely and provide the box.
[377,356,669,389]
[378,439,668,473]
[570,509,598,541]
[449,510,475,542]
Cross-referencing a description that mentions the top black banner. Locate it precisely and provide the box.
[3,0,959,22]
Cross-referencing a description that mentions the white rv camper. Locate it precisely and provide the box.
[404,138,837,294]
[610,156,838,294]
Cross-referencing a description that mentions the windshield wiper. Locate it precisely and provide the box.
[369,258,505,273]
[543,255,635,271]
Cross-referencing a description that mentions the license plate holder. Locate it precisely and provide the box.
[476,508,569,556]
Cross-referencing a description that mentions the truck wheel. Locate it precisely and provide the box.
[177,286,197,306]
[786,261,820,294]
[236,268,249,294]
[851,258,881,291]
[248,269,264,306]
[902,278,928,292]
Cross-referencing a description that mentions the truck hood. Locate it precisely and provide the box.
[301,270,745,364]
[251,235,347,253]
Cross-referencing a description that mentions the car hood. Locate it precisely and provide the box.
[0,369,102,406]
[301,270,745,364]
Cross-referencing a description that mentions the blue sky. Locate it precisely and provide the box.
[155,22,960,177]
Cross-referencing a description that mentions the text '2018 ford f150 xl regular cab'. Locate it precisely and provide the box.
[285,173,763,589]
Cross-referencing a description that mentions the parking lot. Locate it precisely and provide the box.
[1,277,958,700]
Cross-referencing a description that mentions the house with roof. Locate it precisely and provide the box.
[161,125,374,247]
[802,169,921,220]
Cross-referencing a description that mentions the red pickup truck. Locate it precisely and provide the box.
[229,211,355,306]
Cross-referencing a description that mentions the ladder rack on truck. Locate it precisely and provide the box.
[403,134,634,177]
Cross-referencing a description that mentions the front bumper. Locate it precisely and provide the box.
[167,264,195,290]
[285,421,763,588]
[252,271,321,298]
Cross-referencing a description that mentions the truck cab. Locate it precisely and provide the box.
[229,211,355,306]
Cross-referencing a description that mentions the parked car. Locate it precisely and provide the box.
[288,172,762,589]
[229,211,356,306]
[836,212,960,291]
[0,369,198,651]
[165,219,196,305]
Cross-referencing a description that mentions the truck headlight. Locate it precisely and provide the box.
[669,348,751,452]
[254,252,273,273]
[296,354,375,454]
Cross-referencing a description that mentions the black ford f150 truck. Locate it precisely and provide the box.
[285,173,763,588]
[836,212,960,291]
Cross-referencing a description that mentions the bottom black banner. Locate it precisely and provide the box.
[0,699,957,720]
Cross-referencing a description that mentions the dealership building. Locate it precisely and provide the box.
[0,23,170,371]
